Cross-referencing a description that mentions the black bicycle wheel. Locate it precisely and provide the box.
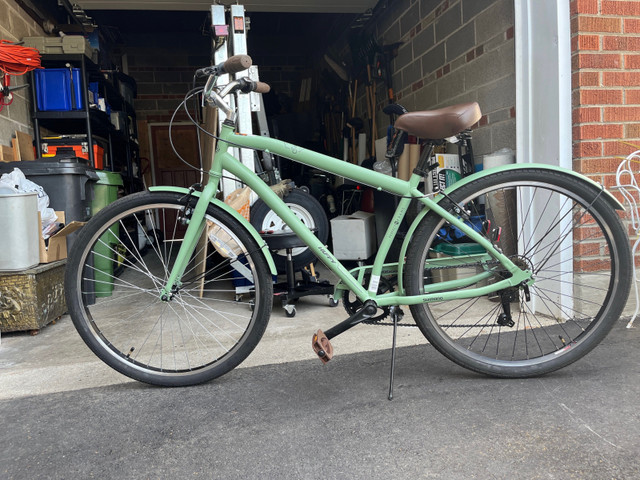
[250,189,329,272]
[404,168,632,378]
[64,191,273,386]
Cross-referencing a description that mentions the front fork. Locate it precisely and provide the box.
[159,181,218,301]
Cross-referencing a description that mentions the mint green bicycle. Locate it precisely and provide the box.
[65,56,632,389]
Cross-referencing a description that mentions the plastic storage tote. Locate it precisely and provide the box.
[429,242,488,285]
[34,68,84,111]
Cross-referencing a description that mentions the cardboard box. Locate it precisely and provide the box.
[330,211,376,260]
[39,211,85,263]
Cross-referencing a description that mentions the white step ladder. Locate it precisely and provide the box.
[211,4,274,196]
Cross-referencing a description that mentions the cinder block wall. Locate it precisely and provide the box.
[122,33,209,162]
[0,0,44,145]
[374,0,515,158]
[125,33,210,124]
[570,0,640,190]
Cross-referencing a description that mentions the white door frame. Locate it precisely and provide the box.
[514,0,572,168]
[514,0,573,317]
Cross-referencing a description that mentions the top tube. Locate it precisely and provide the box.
[219,126,414,197]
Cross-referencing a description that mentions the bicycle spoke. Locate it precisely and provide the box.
[134,211,171,280]
[408,171,629,376]
[69,196,271,384]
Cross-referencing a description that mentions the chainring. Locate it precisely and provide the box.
[342,275,395,323]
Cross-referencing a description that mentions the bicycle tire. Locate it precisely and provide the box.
[404,168,632,378]
[65,191,273,386]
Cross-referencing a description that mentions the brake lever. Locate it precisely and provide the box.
[195,65,221,78]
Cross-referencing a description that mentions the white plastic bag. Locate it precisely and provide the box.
[373,159,393,176]
[0,168,57,231]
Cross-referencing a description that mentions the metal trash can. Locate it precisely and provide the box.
[0,192,40,271]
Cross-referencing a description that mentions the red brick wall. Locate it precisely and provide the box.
[571,1,640,271]
[571,0,640,190]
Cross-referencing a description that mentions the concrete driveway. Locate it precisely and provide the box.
[1,300,639,479]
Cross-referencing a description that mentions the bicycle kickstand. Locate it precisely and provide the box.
[388,306,404,401]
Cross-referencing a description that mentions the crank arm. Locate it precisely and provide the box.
[311,300,378,363]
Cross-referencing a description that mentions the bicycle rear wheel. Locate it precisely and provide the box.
[404,168,632,378]
[65,191,273,386]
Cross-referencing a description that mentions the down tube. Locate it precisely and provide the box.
[221,152,371,301]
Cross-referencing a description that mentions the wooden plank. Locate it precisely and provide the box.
[0,144,13,162]
[12,131,35,161]
[11,138,20,162]
[17,131,35,160]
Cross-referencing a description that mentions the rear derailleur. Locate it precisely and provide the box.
[496,283,531,328]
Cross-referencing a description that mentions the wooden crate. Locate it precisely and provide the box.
[0,260,67,333]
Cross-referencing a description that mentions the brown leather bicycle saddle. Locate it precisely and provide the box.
[394,102,482,140]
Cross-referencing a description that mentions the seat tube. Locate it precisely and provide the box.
[368,173,422,293]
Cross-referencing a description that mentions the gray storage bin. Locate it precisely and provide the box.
[0,158,98,252]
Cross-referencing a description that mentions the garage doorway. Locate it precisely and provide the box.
[149,123,202,189]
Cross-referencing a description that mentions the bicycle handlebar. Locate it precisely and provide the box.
[199,54,271,121]
[223,55,252,74]
[251,81,271,94]
[196,54,253,77]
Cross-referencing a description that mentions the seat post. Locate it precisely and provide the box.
[412,142,437,177]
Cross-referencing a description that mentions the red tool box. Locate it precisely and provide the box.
[40,136,105,169]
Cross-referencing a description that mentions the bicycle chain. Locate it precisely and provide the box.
[362,258,508,328]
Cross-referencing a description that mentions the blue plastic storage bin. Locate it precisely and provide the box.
[34,68,84,111]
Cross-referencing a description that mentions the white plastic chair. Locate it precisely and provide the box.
[615,150,640,328]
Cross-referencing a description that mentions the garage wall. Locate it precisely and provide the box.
[0,0,44,146]
[125,33,209,124]
[373,0,515,158]
[120,32,209,161]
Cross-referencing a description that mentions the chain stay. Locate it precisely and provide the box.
[363,258,509,328]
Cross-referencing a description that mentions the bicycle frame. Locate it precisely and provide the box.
[155,120,621,307]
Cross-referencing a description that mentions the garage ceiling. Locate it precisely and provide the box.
[74,0,378,14]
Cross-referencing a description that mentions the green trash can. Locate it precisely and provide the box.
[91,171,123,297]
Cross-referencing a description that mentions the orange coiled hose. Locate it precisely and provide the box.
[0,39,42,75]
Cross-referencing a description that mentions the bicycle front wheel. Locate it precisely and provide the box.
[404,168,632,378]
[65,191,273,386]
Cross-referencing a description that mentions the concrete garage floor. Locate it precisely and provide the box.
[1,269,640,479]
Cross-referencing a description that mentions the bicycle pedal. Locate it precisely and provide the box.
[312,329,333,364]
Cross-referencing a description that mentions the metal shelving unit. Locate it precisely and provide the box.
[30,53,142,193]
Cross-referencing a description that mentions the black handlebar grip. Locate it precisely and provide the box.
[253,82,271,94]
[223,55,252,74]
